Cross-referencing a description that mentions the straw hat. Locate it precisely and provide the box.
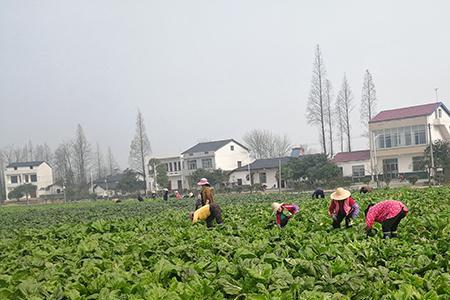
[330,187,351,200]
[271,202,283,213]
[197,178,210,186]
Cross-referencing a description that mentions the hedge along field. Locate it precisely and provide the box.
[0,188,449,299]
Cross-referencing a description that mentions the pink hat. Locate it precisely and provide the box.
[197,178,210,186]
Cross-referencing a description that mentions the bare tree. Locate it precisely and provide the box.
[243,129,292,159]
[337,75,354,152]
[360,69,377,135]
[335,97,345,153]
[324,79,334,157]
[34,143,53,162]
[54,141,75,186]
[94,143,106,180]
[129,110,151,193]
[306,45,327,155]
[72,124,91,185]
[107,146,119,176]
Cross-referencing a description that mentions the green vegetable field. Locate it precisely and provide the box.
[1,187,449,299]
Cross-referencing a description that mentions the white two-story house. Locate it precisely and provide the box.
[369,102,450,179]
[146,139,251,191]
[4,161,54,200]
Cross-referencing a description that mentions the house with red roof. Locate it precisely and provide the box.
[331,150,371,181]
[369,102,450,180]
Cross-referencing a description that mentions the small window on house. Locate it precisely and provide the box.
[10,176,18,184]
[25,175,29,183]
[201,158,213,169]
[439,109,442,118]
[30,166,33,169]
[352,165,365,178]
[412,156,425,172]
[173,162,177,171]
[259,172,267,184]
[188,160,197,170]
[230,145,234,151]
[237,161,242,168]
[169,163,173,172]
[189,153,193,156]
[204,152,209,154]
[237,179,243,186]
[56,189,61,194]
[14,167,17,170]
[178,162,181,170]
[30,175,37,182]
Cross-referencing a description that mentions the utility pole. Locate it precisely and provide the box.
[153,162,157,191]
[63,183,67,204]
[435,87,439,102]
[105,178,109,200]
[278,158,282,193]
[428,123,435,183]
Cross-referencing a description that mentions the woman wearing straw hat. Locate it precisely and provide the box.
[328,187,360,229]
[271,202,300,228]
[198,178,215,206]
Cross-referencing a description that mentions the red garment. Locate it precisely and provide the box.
[275,204,299,226]
[328,197,356,216]
[365,200,408,229]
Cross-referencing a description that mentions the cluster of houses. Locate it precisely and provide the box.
[3,101,449,200]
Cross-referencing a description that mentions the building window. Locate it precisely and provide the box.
[374,125,427,149]
[25,175,29,183]
[204,152,209,154]
[10,176,18,184]
[382,158,398,179]
[189,153,193,156]
[439,109,442,118]
[201,158,213,169]
[259,172,267,184]
[56,189,61,194]
[188,160,197,170]
[169,163,173,172]
[352,165,365,178]
[237,179,243,186]
[30,166,33,169]
[338,167,343,176]
[174,162,178,171]
[412,156,425,172]
[14,167,17,170]
[230,145,234,151]
[237,161,242,168]
[30,175,37,182]
[178,162,181,170]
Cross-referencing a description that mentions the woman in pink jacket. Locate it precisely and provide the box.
[365,200,408,239]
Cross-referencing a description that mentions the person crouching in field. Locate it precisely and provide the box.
[189,203,223,228]
[359,186,373,194]
[328,188,360,229]
[271,202,300,228]
[365,200,408,239]
[312,188,325,199]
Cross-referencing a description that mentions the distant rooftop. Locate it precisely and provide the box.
[6,161,47,168]
[332,150,370,163]
[370,102,449,123]
[182,139,248,154]
[233,157,292,172]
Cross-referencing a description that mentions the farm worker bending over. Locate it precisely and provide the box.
[271,202,300,228]
[312,188,325,199]
[198,178,214,206]
[365,200,408,239]
[328,187,360,229]
[189,203,223,228]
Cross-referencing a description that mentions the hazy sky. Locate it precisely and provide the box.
[1,0,449,167]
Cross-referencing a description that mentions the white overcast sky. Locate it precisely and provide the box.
[1,0,449,167]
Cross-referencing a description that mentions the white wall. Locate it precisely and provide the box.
[214,141,251,171]
[230,168,280,189]
[336,160,371,177]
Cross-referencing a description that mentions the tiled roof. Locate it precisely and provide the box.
[182,139,248,154]
[370,102,448,123]
[7,161,46,168]
[232,157,292,172]
[332,150,370,163]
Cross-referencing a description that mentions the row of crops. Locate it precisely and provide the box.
[0,188,449,299]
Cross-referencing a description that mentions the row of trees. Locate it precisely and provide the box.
[307,45,377,156]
